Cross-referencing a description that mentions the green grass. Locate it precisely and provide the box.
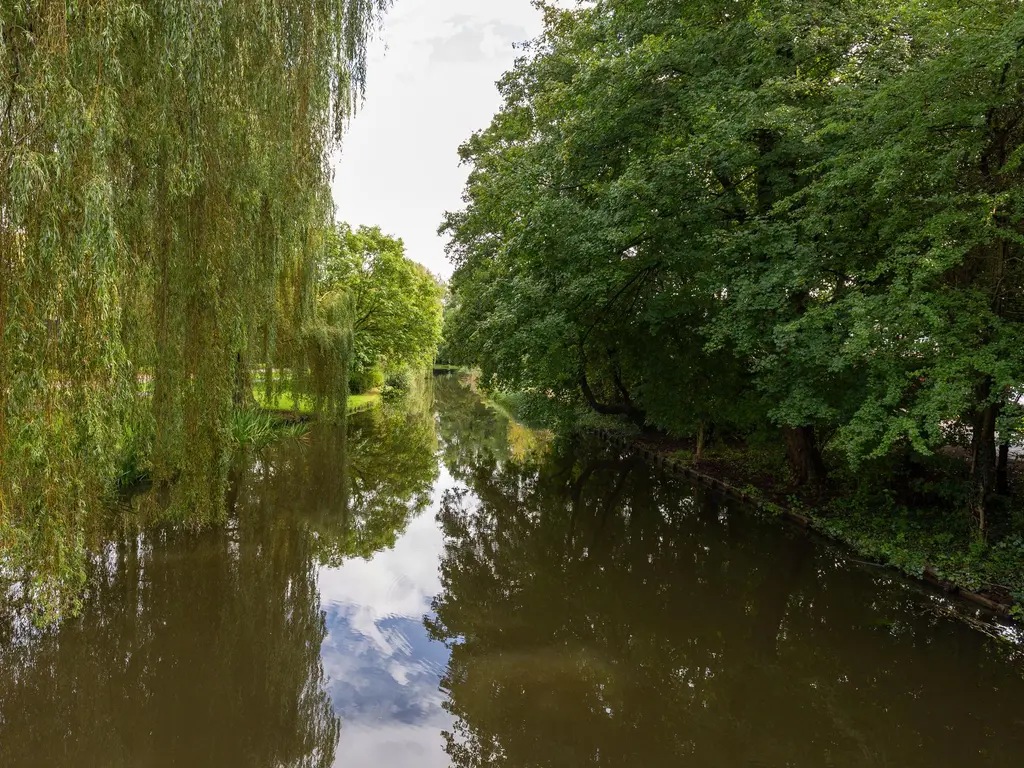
[347,393,379,411]
[253,387,379,414]
[230,409,310,450]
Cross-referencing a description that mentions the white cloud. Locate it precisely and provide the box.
[332,0,545,279]
[317,495,446,649]
[334,722,452,768]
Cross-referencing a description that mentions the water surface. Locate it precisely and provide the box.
[1,376,1023,767]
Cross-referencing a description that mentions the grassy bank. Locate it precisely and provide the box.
[252,388,380,415]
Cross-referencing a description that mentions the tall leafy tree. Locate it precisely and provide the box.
[323,223,444,377]
[443,0,1024,532]
[0,0,389,616]
[443,0,856,470]
[789,1,1024,527]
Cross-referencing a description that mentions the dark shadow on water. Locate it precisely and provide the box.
[429,376,1024,768]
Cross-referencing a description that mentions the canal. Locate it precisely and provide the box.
[1,375,1022,766]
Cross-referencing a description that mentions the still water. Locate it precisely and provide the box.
[2,376,1023,767]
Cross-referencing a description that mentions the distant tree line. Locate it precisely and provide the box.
[322,224,444,395]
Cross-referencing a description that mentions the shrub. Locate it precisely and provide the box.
[230,409,309,451]
[349,365,385,394]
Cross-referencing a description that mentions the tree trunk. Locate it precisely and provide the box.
[997,441,1010,496]
[783,425,826,486]
[233,352,256,409]
[696,421,716,459]
[970,399,1000,535]
[578,366,647,430]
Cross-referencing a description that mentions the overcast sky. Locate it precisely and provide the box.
[331,0,546,280]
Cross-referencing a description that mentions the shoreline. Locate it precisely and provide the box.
[589,426,1018,622]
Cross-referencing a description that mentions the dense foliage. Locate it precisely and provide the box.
[323,223,444,388]
[0,0,389,617]
[442,0,1024,534]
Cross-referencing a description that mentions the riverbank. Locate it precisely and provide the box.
[253,389,381,416]
[432,364,473,376]
[593,427,1023,621]
[477,382,1024,623]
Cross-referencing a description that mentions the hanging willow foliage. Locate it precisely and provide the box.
[0,0,390,619]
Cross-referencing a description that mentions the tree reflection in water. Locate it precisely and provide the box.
[0,387,440,768]
[429,376,1024,767]
[1,376,1023,767]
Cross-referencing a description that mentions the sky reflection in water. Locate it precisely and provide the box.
[2,377,1024,768]
[318,467,454,768]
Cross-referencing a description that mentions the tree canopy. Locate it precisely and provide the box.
[442,0,1024,532]
[323,223,444,379]
[1,0,389,617]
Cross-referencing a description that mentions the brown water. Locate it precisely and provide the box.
[1,375,1023,767]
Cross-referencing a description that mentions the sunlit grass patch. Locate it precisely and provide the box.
[253,387,379,415]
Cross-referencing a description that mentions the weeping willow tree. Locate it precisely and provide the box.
[0,0,389,618]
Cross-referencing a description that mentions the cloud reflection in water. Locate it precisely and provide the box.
[317,468,457,768]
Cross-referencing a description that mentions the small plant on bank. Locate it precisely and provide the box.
[230,409,310,451]
[115,422,155,488]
